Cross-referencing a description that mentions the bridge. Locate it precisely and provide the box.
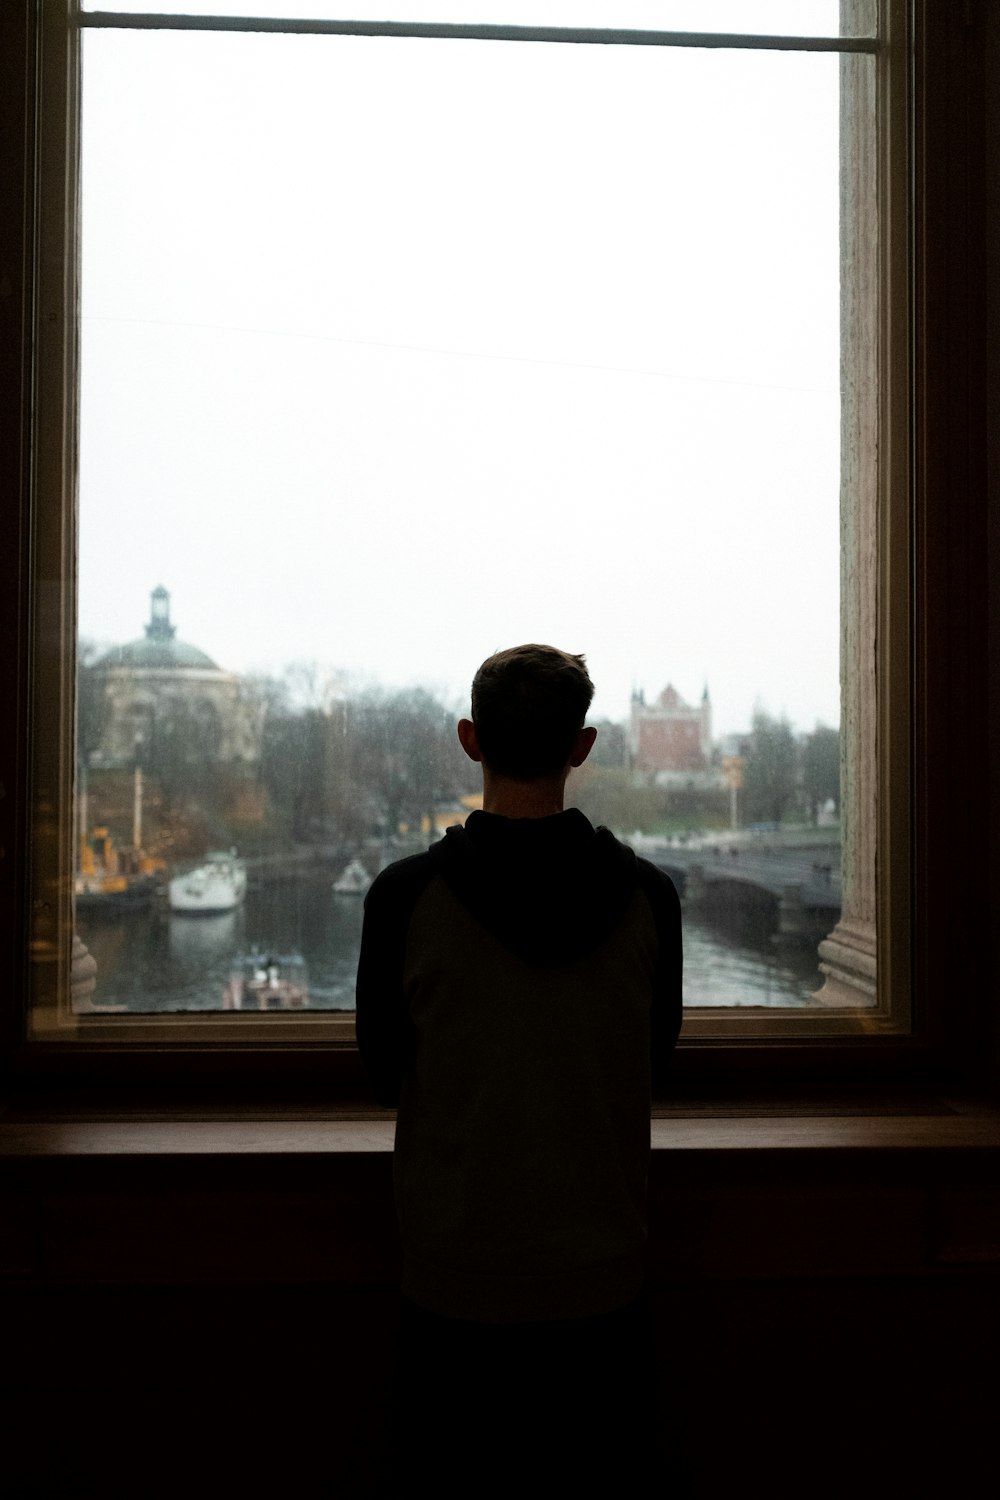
[634,837,841,943]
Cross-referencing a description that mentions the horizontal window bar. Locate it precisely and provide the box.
[81,13,879,52]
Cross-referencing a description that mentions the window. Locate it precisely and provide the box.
[18,1,918,1069]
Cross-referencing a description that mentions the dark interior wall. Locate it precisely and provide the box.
[4,1274,996,1499]
[912,0,995,1079]
[2,1144,999,1499]
[986,0,1000,1090]
[0,0,32,1066]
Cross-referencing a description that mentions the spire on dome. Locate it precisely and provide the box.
[145,585,177,642]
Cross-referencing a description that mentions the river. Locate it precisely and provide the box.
[77,868,826,1012]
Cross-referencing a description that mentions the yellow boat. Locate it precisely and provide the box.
[75,765,165,913]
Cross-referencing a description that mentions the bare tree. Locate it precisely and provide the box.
[801,724,840,823]
[743,708,798,827]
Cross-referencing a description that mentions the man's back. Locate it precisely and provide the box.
[356,806,681,1321]
[355,643,683,1494]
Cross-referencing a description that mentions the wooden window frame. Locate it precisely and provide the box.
[0,1,992,1097]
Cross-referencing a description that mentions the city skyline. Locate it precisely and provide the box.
[81,583,837,739]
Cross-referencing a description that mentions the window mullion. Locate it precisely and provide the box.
[81,12,878,54]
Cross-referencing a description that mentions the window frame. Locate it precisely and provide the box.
[4,0,986,1091]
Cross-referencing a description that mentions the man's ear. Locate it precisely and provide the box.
[569,725,598,768]
[457,718,482,763]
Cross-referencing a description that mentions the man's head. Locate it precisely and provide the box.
[462,644,595,781]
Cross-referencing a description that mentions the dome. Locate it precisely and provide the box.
[96,587,221,672]
[100,637,220,671]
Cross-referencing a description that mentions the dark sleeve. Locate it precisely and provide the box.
[355,853,435,1108]
[635,859,683,1097]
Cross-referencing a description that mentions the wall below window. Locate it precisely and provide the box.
[2,1116,998,1498]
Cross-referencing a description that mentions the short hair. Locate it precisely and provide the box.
[471,644,594,780]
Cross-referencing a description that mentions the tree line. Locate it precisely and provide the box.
[254,674,478,845]
[741,709,839,827]
[77,651,839,856]
[77,651,478,855]
[571,709,839,834]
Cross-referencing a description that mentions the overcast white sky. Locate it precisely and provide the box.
[78,4,865,733]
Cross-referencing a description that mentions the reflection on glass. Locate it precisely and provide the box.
[74,29,852,1012]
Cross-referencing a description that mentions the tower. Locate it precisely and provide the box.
[700,682,712,759]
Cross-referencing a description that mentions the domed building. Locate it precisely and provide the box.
[88,587,261,768]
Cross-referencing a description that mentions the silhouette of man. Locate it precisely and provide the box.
[356,644,682,1496]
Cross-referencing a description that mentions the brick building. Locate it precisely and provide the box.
[628,682,712,775]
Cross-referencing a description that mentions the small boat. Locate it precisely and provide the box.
[75,766,165,913]
[75,853,160,913]
[169,849,247,915]
[332,857,371,896]
[223,951,309,1010]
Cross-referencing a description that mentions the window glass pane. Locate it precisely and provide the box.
[81,1,875,41]
[72,28,859,1017]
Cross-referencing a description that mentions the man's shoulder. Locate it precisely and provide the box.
[364,845,443,914]
[591,826,679,905]
[632,851,680,894]
[631,852,682,919]
[365,846,434,888]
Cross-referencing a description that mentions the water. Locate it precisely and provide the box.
[682,909,823,1006]
[78,868,825,1013]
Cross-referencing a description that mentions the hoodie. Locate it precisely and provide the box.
[356,809,682,1321]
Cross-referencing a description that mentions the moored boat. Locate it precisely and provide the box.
[332,857,371,895]
[223,950,309,1010]
[75,765,165,913]
[75,856,161,913]
[169,849,247,915]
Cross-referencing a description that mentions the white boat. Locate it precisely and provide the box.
[332,857,371,895]
[169,849,247,914]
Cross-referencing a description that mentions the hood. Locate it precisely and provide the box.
[429,808,639,967]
